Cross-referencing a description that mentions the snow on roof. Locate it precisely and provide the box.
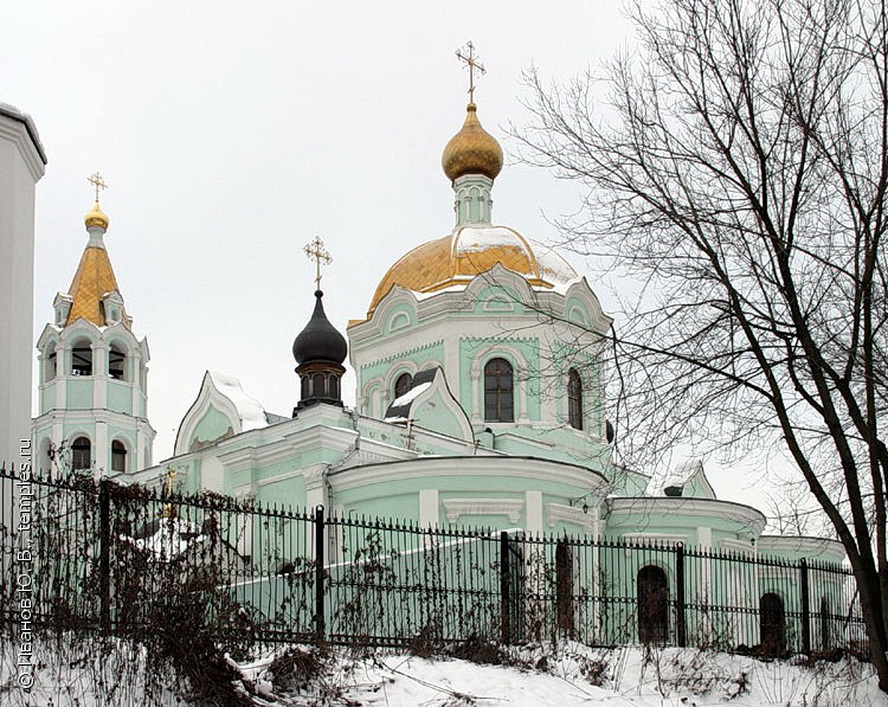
[208,371,269,432]
[645,459,715,498]
[390,381,432,408]
[454,225,531,254]
[531,240,581,287]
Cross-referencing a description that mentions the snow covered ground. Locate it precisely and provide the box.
[3,638,887,706]
[237,642,888,706]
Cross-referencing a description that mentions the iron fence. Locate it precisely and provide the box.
[0,463,868,655]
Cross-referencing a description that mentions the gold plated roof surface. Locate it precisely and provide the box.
[365,227,577,319]
[441,103,503,182]
[66,246,121,327]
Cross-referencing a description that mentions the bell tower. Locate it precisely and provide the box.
[32,175,155,475]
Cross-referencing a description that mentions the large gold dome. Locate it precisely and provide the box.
[364,226,578,318]
[441,103,503,182]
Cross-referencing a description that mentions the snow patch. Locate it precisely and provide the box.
[209,371,269,431]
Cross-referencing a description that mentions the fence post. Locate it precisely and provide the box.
[800,558,811,654]
[98,478,111,634]
[500,531,510,644]
[314,505,325,642]
[675,543,687,647]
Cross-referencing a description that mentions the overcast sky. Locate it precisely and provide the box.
[2,1,792,516]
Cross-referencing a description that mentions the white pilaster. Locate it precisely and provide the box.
[94,420,108,475]
[526,490,543,533]
[419,489,439,527]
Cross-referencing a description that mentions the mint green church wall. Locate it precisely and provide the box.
[190,406,233,449]
[360,340,445,385]
[66,379,93,409]
[107,383,132,414]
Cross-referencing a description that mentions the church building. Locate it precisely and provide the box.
[31,70,844,590]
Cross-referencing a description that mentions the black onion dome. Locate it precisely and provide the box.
[292,290,347,365]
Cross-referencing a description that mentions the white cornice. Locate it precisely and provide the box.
[608,497,767,536]
[0,110,46,180]
[329,456,610,494]
[756,535,845,559]
[547,502,598,531]
[444,498,523,524]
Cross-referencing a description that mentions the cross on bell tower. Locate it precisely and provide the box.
[88,171,108,203]
[456,41,486,104]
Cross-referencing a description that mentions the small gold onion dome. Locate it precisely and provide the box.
[84,200,109,230]
[442,102,503,182]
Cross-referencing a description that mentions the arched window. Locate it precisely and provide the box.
[111,440,127,473]
[71,339,93,376]
[637,565,669,643]
[39,438,53,473]
[394,372,413,400]
[484,358,514,422]
[108,344,126,380]
[759,592,786,656]
[44,343,57,382]
[312,373,325,397]
[71,436,91,471]
[568,368,583,430]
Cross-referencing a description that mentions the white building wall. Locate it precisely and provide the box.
[0,105,45,465]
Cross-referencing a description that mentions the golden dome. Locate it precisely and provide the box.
[84,200,109,230]
[441,103,503,182]
[363,226,578,319]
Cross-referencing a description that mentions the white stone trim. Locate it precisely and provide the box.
[330,456,610,495]
[419,489,439,527]
[721,538,755,554]
[444,498,523,524]
[546,502,598,531]
[608,497,767,536]
[526,491,542,533]
[620,532,688,547]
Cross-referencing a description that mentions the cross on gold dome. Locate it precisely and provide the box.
[87,171,108,203]
[304,237,332,289]
[456,41,486,103]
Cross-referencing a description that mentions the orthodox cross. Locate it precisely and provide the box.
[456,41,485,103]
[88,171,107,202]
[304,236,332,289]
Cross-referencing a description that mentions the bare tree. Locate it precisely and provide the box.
[512,0,888,687]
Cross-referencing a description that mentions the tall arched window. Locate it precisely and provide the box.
[44,342,57,382]
[759,592,786,656]
[394,372,413,400]
[71,436,91,471]
[108,344,126,380]
[637,565,669,643]
[71,339,93,376]
[111,440,127,473]
[484,358,514,422]
[568,368,583,430]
